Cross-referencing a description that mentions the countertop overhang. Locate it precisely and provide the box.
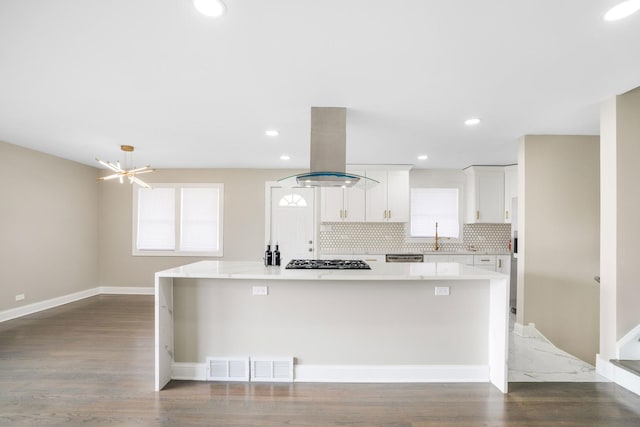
[156,260,508,281]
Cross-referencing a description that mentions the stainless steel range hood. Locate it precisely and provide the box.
[280,107,376,188]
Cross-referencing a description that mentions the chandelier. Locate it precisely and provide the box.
[96,145,155,188]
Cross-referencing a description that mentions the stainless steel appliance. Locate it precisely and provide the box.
[285,259,371,270]
[385,254,424,263]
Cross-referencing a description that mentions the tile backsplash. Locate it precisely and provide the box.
[319,222,512,253]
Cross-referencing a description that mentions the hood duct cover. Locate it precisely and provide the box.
[281,107,377,188]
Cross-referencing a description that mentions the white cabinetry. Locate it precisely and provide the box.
[473,255,497,271]
[320,170,365,222]
[503,165,518,224]
[423,253,510,274]
[320,166,410,223]
[496,255,511,275]
[464,166,505,223]
[365,169,410,222]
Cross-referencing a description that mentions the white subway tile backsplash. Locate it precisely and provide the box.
[320,223,511,253]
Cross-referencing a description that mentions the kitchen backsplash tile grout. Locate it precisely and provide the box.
[319,223,512,254]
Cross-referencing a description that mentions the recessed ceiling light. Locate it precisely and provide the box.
[280,155,290,161]
[604,0,640,21]
[464,118,481,126]
[193,0,226,17]
[418,155,428,160]
[265,129,280,137]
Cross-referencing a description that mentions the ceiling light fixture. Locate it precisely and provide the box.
[265,129,280,137]
[418,155,428,160]
[193,0,226,17]
[280,155,290,161]
[464,118,481,126]
[96,145,155,189]
[604,0,640,21]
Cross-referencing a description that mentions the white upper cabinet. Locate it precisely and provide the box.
[320,166,410,223]
[320,170,365,222]
[503,165,518,224]
[365,168,410,222]
[464,166,505,223]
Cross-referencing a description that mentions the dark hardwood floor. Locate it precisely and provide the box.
[1,295,640,426]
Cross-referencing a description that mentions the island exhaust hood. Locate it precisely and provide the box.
[280,107,376,188]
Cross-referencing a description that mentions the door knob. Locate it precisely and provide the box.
[308,248,313,252]
[308,240,313,244]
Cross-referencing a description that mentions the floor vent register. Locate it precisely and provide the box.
[206,357,294,382]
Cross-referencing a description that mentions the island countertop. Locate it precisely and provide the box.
[156,260,508,281]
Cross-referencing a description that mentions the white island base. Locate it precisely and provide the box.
[155,261,509,393]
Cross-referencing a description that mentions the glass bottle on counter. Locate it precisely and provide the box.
[265,244,273,266]
[273,244,281,266]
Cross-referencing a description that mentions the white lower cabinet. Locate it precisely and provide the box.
[496,255,511,275]
[473,255,496,271]
[423,253,509,272]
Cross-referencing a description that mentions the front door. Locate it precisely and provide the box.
[270,187,316,264]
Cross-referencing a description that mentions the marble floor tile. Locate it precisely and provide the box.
[508,316,610,382]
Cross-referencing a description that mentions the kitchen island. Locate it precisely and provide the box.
[155,261,509,392]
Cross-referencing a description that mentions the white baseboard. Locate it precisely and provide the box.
[596,354,640,397]
[173,363,208,381]
[171,362,489,383]
[0,286,154,323]
[595,354,615,381]
[0,287,100,322]
[295,364,489,383]
[614,365,640,396]
[99,286,154,295]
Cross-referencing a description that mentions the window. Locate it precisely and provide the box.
[133,183,223,256]
[278,193,308,207]
[410,188,460,239]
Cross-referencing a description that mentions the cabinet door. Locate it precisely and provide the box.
[344,170,365,222]
[386,170,410,222]
[365,170,388,221]
[450,255,474,266]
[344,185,365,222]
[321,187,344,222]
[496,255,511,275]
[504,165,518,224]
[465,167,505,223]
[476,171,504,223]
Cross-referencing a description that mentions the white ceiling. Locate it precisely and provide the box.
[1,0,640,171]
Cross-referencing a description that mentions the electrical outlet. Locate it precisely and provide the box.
[252,286,268,296]
[434,286,450,296]
[15,294,25,301]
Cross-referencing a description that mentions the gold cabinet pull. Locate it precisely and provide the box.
[505,210,509,220]
[498,259,502,268]
[476,211,480,220]
[388,210,391,219]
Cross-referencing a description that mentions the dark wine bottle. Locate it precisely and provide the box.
[265,244,273,266]
[274,244,281,266]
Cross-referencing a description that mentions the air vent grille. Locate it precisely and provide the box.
[206,357,250,382]
[250,357,294,382]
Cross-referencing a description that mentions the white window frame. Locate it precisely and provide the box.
[132,183,224,257]
[407,186,463,243]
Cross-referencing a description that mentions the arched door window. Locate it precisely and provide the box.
[279,193,308,207]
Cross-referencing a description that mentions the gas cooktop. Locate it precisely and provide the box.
[285,259,371,270]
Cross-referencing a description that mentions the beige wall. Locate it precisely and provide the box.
[173,278,489,364]
[0,141,99,311]
[600,86,640,360]
[98,168,303,287]
[520,135,600,364]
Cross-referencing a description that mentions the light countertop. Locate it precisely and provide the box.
[156,260,508,281]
